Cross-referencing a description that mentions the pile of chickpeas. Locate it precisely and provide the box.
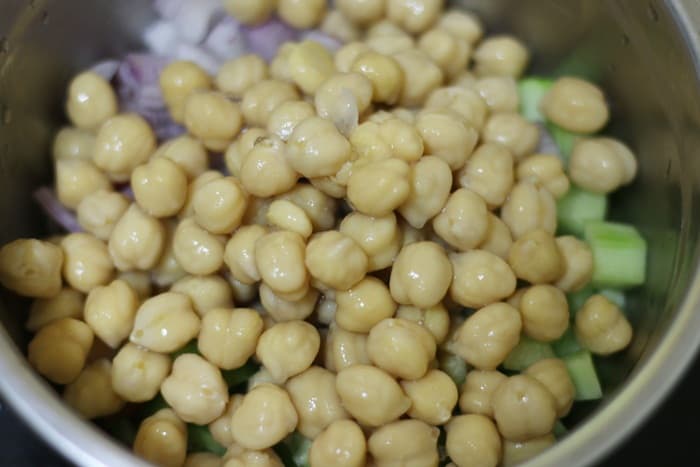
[0,0,638,466]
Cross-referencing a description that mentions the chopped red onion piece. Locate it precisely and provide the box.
[204,16,248,61]
[154,0,188,20]
[90,60,121,81]
[242,18,299,62]
[143,20,180,56]
[170,0,225,44]
[301,30,343,53]
[33,187,82,233]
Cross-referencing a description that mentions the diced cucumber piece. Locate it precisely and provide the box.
[584,221,647,289]
[187,424,226,456]
[503,336,555,371]
[563,350,603,400]
[276,432,312,467]
[553,420,568,439]
[552,327,583,357]
[546,123,582,163]
[556,185,608,237]
[518,77,553,122]
[566,284,595,317]
[598,288,626,308]
[439,352,468,387]
[222,359,260,389]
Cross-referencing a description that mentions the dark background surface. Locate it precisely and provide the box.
[0,359,698,467]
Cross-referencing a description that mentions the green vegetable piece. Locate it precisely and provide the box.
[187,424,226,456]
[439,352,468,387]
[584,221,647,289]
[556,185,607,237]
[546,123,582,163]
[563,350,603,400]
[282,432,312,467]
[518,77,553,122]
[503,336,555,371]
[222,359,260,389]
[552,327,583,358]
[553,420,568,439]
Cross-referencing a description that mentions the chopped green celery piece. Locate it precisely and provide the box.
[553,420,568,439]
[563,350,603,400]
[187,424,226,456]
[546,123,582,163]
[282,432,312,467]
[503,336,555,371]
[552,327,583,357]
[556,185,608,237]
[222,359,260,389]
[598,288,626,308]
[584,221,647,289]
[171,339,199,359]
[439,352,468,387]
[566,284,595,316]
[518,77,553,122]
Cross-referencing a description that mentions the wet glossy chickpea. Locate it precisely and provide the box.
[395,303,450,344]
[223,445,284,467]
[508,229,564,284]
[241,135,300,199]
[475,76,520,113]
[288,40,336,95]
[350,52,403,105]
[26,288,84,332]
[27,317,93,384]
[347,158,411,216]
[260,283,319,322]
[83,279,137,348]
[223,0,275,24]
[339,212,401,271]
[320,10,361,43]
[55,159,112,210]
[225,128,268,178]
[450,250,517,308]
[77,190,129,241]
[306,230,367,291]
[399,156,453,229]
[192,176,248,234]
[132,157,188,218]
[287,116,352,179]
[386,0,442,33]
[267,200,313,239]
[0,238,63,299]
[224,225,267,285]
[438,9,484,44]
[520,285,569,342]
[171,275,234,316]
[335,42,372,73]
[111,342,171,402]
[60,233,114,293]
[569,137,638,194]
[150,222,187,288]
[502,434,556,467]
[152,135,208,180]
[310,419,366,467]
[492,374,558,441]
[180,170,224,220]
[93,114,157,182]
[456,144,515,210]
[267,100,316,142]
[130,291,200,353]
[501,180,557,239]
[402,369,458,425]
[479,214,514,260]
[542,77,609,134]
[184,91,243,151]
[433,188,489,251]
[52,127,95,161]
[66,71,118,129]
[555,236,594,292]
[419,28,471,79]
[315,72,373,123]
[198,307,263,370]
[390,241,452,309]
[64,359,124,419]
[134,408,188,467]
[517,153,570,199]
[173,218,225,276]
[446,414,502,467]
[256,320,320,383]
[459,369,508,417]
[336,364,411,427]
[208,394,244,447]
[278,0,326,29]
[575,294,633,355]
[241,79,299,128]
[367,318,436,380]
[231,383,299,450]
[256,231,309,300]
[368,419,440,467]
[335,276,395,332]
[392,49,444,107]
[160,60,212,123]
[184,453,223,467]
[425,86,489,129]
[108,204,165,272]
[416,108,479,171]
[366,33,415,56]
[526,358,575,417]
[473,35,530,78]
[325,323,371,371]
[482,112,540,161]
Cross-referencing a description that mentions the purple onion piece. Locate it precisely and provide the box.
[90,60,121,81]
[170,0,226,44]
[117,53,170,89]
[33,187,82,233]
[204,16,248,61]
[301,30,343,53]
[242,18,299,62]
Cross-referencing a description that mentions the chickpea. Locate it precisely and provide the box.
[433,189,489,251]
[224,225,267,285]
[501,181,557,239]
[61,233,114,293]
[347,158,411,216]
[336,365,410,427]
[77,190,129,241]
[392,49,444,107]
[171,274,234,316]
[185,453,222,467]
[399,156,452,229]
[389,241,452,309]
[306,230,367,291]
[173,218,226,276]
[256,320,320,383]
[508,229,564,284]
[386,0,442,33]
[109,204,166,271]
[260,284,319,322]
[379,117,425,162]
[455,144,514,210]
[26,288,84,332]
[241,79,299,128]
[555,236,594,292]
[450,250,517,308]
[27,317,93,384]
[93,114,156,182]
[575,294,633,355]
[266,200,314,240]
[310,419,366,467]
[184,91,243,151]
[395,303,450,344]
[492,374,558,441]
[339,212,402,271]
[278,0,326,28]
[438,9,484,44]
[0,239,63,298]
[401,369,458,425]
[525,358,575,417]
[231,383,299,450]
[111,343,171,402]
[192,176,248,235]
[132,157,188,218]
[130,292,200,353]
[146,222,184,288]
[256,231,309,300]
[198,307,263,371]
[208,394,244,447]
[247,367,278,391]
[316,72,373,122]
[180,170,224,219]
[52,127,95,161]
[569,137,637,194]
[160,60,212,123]
[83,279,137,348]
[478,214,513,261]
[152,135,208,180]
[117,271,152,301]
[425,86,489,130]
[288,116,352,178]
[66,71,117,129]
[502,434,556,467]
[474,36,530,78]
[325,323,371,371]
[366,34,415,56]
[223,0,274,24]
[134,408,188,467]
[223,445,284,467]
[517,154,570,199]
[507,288,527,310]
[446,415,502,467]
[55,159,111,209]
[367,318,436,380]
[475,76,520,113]
[419,28,471,79]
[348,52,402,105]
[228,276,258,306]
[368,419,440,467]
[417,109,478,171]
[242,135,301,199]
[520,285,569,342]
[335,42,372,73]
[267,100,316,142]
[288,40,337,95]
[320,10,362,43]
[225,128,267,178]
[482,113,540,161]
[542,77,609,134]
[459,369,508,417]
[63,359,124,419]
[309,176,347,199]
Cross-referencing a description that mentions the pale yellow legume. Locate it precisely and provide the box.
[402,369,458,425]
[0,238,63,298]
[129,292,200,353]
[450,250,517,308]
[111,342,171,402]
[459,369,508,417]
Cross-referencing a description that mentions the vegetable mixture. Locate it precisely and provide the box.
[0,0,648,466]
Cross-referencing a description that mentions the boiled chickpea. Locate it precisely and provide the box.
[77,190,129,241]
[416,108,478,171]
[320,10,361,43]
[508,229,564,284]
[223,0,275,24]
[256,320,320,383]
[180,170,224,219]
[83,279,137,348]
[61,233,114,293]
[66,71,117,129]
[223,445,283,467]
[278,0,326,28]
[208,394,244,447]
[501,181,557,238]
[171,274,233,316]
[93,114,156,182]
[378,117,424,162]
[520,285,569,342]
[347,158,411,216]
[542,77,609,134]
[475,76,520,113]
[368,419,440,467]
[425,86,489,129]
[325,323,371,371]
[459,369,507,417]
[134,408,187,467]
[479,214,514,260]
[266,200,313,239]
[396,303,450,344]
[456,144,515,209]
[260,284,318,322]
[148,221,185,288]
[55,159,111,210]
[0,238,63,298]
[335,365,410,427]
[26,288,84,332]
[52,127,95,161]
[351,52,404,104]
[402,369,458,425]
[173,218,225,276]
[64,359,124,419]
[224,225,267,285]
[366,34,415,56]
[386,0,442,33]
[433,189,489,251]
[240,135,300,198]
[310,419,366,467]
[184,91,243,151]
[316,72,373,124]
[340,212,401,271]
[267,100,316,142]
[132,157,188,218]
[446,415,502,467]
[152,135,208,180]
[241,79,299,128]
[198,307,263,370]
[517,154,570,199]
[185,453,223,467]
[228,276,258,305]
[225,128,268,178]
[305,231,367,291]
[256,231,309,300]
[392,49,444,107]
[111,342,171,402]
[450,250,517,308]
[569,137,637,194]
[390,241,452,309]
[526,358,575,417]
[247,367,278,391]
[399,156,452,229]
[438,9,484,44]
[27,317,93,384]
[231,383,299,450]
[419,28,471,79]
[130,292,200,353]
[367,318,436,380]
[287,116,352,178]
[193,176,248,234]
[482,113,540,161]
[575,294,633,355]
[555,236,594,292]
[502,435,556,467]
[335,42,372,73]
[160,60,212,123]
[288,40,336,95]
[492,374,558,441]
[473,36,530,78]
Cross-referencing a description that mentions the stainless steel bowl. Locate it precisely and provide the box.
[1,0,699,466]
